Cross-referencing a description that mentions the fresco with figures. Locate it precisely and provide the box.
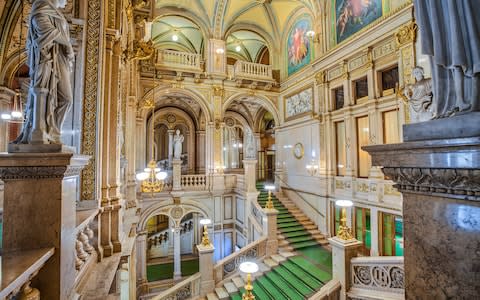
[335,0,383,43]
[287,17,312,76]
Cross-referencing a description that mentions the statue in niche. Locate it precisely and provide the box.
[173,129,184,159]
[415,0,480,118]
[402,66,433,123]
[244,127,256,159]
[12,0,74,147]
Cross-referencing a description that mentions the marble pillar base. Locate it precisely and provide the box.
[328,237,362,300]
[364,136,480,299]
[0,152,86,300]
[197,243,215,297]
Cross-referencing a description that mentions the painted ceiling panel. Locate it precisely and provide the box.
[152,16,203,53]
[271,1,304,36]
[233,5,274,35]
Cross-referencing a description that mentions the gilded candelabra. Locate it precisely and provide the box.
[242,273,255,300]
[336,200,353,240]
[264,185,275,209]
[139,159,167,193]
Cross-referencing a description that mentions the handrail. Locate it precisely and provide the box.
[275,174,325,218]
[214,236,267,283]
[150,273,201,300]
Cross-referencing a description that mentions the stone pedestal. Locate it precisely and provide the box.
[0,153,86,300]
[197,243,215,297]
[364,120,480,299]
[328,237,362,300]
[172,159,182,191]
[243,159,257,193]
[264,208,278,256]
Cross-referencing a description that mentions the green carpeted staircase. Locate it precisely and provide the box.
[206,183,332,300]
[255,183,319,250]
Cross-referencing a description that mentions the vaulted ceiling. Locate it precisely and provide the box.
[154,0,321,59]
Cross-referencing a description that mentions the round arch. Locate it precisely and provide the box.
[223,92,280,127]
[140,86,212,123]
[138,199,212,232]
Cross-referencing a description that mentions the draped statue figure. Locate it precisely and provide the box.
[244,127,256,159]
[414,0,480,118]
[13,0,74,146]
[173,129,184,159]
[403,66,433,123]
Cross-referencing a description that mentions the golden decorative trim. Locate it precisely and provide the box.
[212,86,224,97]
[315,70,326,85]
[395,21,417,47]
[81,0,102,201]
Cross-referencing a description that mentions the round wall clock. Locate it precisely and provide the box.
[293,143,304,159]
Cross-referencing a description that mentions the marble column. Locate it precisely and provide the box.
[328,237,362,300]
[135,231,148,293]
[243,159,257,193]
[173,227,182,280]
[0,153,88,300]
[168,129,174,167]
[364,113,480,299]
[264,207,278,256]
[197,243,215,297]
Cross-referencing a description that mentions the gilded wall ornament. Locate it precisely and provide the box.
[395,22,417,47]
[293,143,304,159]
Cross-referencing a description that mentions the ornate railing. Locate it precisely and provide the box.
[156,50,202,71]
[214,236,267,283]
[74,209,99,288]
[350,256,405,296]
[251,199,265,228]
[150,273,201,300]
[180,174,208,190]
[234,61,273,80]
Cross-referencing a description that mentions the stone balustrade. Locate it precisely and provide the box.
[234,60,273,80]
[213,236,267,283]
[74,210,98,289]
[0,248,54,300]
[149,273,201,300]
[348,256,405,299]
[180,174,209,190]
[156,49,203,72]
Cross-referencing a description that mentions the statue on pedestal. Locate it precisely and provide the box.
[415,0,480,118]
[402,66,433,123]
[12,0,74,148]
[173,129,184,159]
[244,127,256,159]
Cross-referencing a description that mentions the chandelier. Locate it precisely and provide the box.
[136,70,168,193]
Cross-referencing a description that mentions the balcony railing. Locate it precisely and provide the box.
[156,50,202,72]
[150,273,201,300]
[233,61,273,81]
[349,256,405,299]
[180,174,208,190]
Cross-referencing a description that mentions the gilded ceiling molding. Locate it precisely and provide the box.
[213,0,227,39]
[81,0,102,201]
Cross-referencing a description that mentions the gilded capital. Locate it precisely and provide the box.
[395,22,417,47]
[212,86,224,97]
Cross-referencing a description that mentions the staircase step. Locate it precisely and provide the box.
[270,254,287,263]
[215,287,230,300]
[277,221,301,228]
[279,251,296,258]
[281,260,323,289]
[283,231,311,238]
[231,276,244,289]
[258,262,271,272]
[273,265,315,296]
[207,292,219,300]
[264,272,305,300]
[292,240,319,249]
[229,293,242,300]
[280,225,306,233]
[263,258,279,268]
[288,236,315,244]
[256,276,288,299]
[290,256,333,283]
[224,282,238,294]
[277,217,298,224]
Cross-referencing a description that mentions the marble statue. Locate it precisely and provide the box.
[13,0,74,146]
[173,129,184,159]
[415,0,480,118]
[403,66,433,123]
[244,127,256,159]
